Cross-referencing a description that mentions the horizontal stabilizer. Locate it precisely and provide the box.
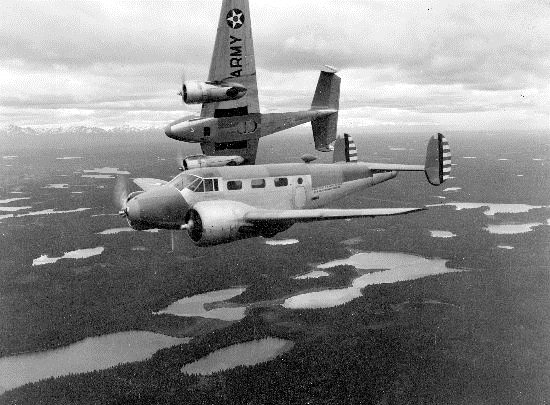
[367,163,425,172]
[133,178,167,191]
[245,207,425,223]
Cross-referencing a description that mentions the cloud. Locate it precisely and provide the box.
[0,0,548,130]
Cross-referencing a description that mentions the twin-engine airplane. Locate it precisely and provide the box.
[164,0,340,165]
[116,134,451,247]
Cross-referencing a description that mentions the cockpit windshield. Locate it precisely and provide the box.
[168,173,202,191]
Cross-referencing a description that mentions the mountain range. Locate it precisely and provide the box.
[1,125,168,149]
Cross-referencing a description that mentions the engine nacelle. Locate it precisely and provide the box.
[185,201,259,246]
[181,154,244,170]
[183,81,247,104]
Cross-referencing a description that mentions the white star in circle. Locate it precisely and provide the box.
[226,9,244,29]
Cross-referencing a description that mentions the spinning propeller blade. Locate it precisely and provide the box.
[113,174,129,214]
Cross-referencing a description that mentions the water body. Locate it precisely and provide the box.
[155,288,247,321]
[265,239,299,246]
[484,223,544,235]
[83,167,130,175]
[0,197,30,204]
[18,208,90,217]
[294,271,330,280]
[181,338,293,375]
[0,332,189,394]
[82,174,115,179]
[432,202,545,216]
[43,184,69,189]
[0,206,32,212]
[33,247,104,266]
[97,227,135,235]
[429,230,456,238]
[283,252,460,309]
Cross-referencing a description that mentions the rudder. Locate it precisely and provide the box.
[424,133,451,186]
[333,133,358,163]
[311,67,341,152]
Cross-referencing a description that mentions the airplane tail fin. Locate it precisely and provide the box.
[201,0,260,118]
[424,133,451,185]
[311,67,341,152]
[333,133,358,163]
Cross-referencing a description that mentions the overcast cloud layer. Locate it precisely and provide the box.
[1,0,548,131]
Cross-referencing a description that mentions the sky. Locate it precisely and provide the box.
[1,0,549,132]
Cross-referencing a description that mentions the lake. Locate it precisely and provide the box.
[0,331,189,394]
[154,288,247,321]
[181,338,294,375]
[283,252,461,309]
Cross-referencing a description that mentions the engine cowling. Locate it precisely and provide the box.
[183,81,247,104]
[181,155,244,170]
[184,200,259,246]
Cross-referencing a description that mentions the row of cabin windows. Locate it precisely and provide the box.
[226,177,292,191]
[171,174,302,193]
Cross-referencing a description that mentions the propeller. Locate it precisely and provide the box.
[114,174,130,216]
[177,68,186,98]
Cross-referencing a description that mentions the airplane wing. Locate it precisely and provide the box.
[133,178,168,191]
[201,0,259,118]
[244,207,425,223]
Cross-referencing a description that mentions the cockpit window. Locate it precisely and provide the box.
[168,174,202,191]
[204,179,219,192]
[189,179,204,192]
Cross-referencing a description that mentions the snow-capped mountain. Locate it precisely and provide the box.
[1,125,166,149]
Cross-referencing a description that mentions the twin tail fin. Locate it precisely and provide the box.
[333,133,357,163]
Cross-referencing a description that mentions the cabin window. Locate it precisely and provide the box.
[251,179,265,189]
[274,177,288,187]
[204,127,211,137]
[226,180,242,191]
[298,178,303,185]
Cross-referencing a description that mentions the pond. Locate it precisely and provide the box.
[154,288,247,321]
[283,252,461,309]
[0,331,189,394]
[181,338,294,375]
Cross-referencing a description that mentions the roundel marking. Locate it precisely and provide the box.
[226,9,244,29]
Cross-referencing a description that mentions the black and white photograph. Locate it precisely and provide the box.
[0,0,548,403]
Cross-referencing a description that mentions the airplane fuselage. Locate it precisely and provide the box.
[121,133,450,246]
[165,110,336,164]
[127,162,398,234]
[180,163,396,210]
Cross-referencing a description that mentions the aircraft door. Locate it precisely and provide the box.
[293,178,307,209]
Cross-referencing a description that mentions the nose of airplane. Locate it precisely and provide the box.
[126,197,140,223]
[164,124,173,138]
[126,186,189,228]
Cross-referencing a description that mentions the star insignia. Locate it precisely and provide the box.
[226,9,244,29]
